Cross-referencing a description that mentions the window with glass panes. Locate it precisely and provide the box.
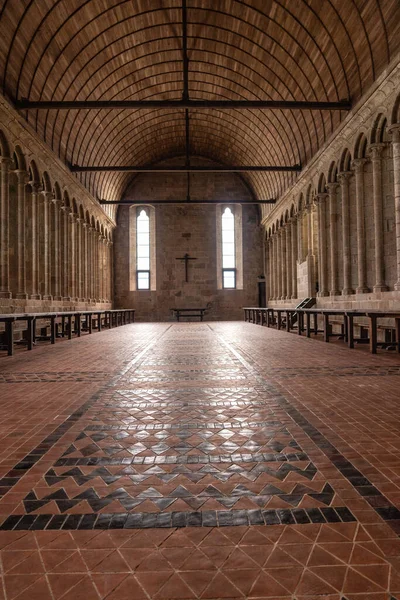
[136,209,150,290]
[222,207,236,288]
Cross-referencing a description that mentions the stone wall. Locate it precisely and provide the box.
[114,168,263,321]
[262,55,400,311]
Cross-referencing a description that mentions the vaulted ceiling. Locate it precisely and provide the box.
[0,0,399,220]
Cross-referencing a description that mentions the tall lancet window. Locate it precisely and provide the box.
[222,207,236,288]
[136,209,150,289]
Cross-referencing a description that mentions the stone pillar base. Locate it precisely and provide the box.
[318,291,330,297]
[63,296,71,301]
[30,294,41,300]
[373,284,388,293]
[15,292,28,299]
[42,295,53,301]
[53,296,63,301]
[342,288,354,296]
[395,282,400,291]
[0,291,12,298]
[330,290,341,296]
[356,286,370,294]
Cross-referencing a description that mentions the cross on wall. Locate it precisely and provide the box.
[175,253,197,282]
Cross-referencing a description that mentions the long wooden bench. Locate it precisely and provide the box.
[171,308,206,321]
[243,307,400,354]
[0,309,135,356]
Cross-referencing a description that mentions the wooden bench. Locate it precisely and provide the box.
[243,306,400,354]
[0,309,135,356]
[171,308,206,321]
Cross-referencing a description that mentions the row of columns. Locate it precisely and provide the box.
[266,128,400,300]
[0,162,113,303]
[267,216,298,300]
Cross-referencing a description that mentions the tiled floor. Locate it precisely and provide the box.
[0,321,399,599]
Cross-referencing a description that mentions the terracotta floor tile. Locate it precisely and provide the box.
[1,323,400,597]
[101,575,148,599]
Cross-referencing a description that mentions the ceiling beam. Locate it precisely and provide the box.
[100,199,276,205]
[182,0,189,102]
[15,99,351,111]
[71,164,301,172]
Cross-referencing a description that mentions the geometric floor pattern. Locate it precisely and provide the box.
[0,321,399,598]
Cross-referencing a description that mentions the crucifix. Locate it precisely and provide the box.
[176,253,197,282]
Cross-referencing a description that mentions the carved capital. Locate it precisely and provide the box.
[315,192,329,204]
[338,171,352,184]
[351,158,368,173]
[326,182,339,194]
[388,123,400,143]
[29,182,43,194]
[0,156,13,169]
[14,169,29,184]
[368,143,386,161]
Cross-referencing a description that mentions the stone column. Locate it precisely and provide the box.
[270,236,275,300]
[89,227,95,302]
[369,144,388,292]
[276,230,282,300]
[290,216,298,299]
[285,223,292,299]
[327,183,340,295]
[338,172,354,295]
[0,157,12,298]
[389,125,400,290]
[82,222,89,301]
[101,236,107,301]
[61,206,71,301]
[51,198,62,300]
[107,240,113,303]
[307,204,314,256]
[316,193,329,296]
[75,218,83,301]
[282,229,287,299]
[352,158,369,293]
[29,183,42,299]
[69,212,77,300]
[14,169,29,299]
[97,233,102,302]
[40,191,53,300]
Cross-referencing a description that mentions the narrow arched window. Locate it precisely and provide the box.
[136,209,150,289]
[222,207,236,288]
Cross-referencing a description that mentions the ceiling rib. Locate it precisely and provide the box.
[99,199,276,205]
[15,99,351,111]
[70,165,301,172]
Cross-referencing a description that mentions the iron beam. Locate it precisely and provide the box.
[71,164,301,172]
[16,99,351,111]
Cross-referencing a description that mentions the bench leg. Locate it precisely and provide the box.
[6,321,14,356]
[27,318,34,350]
[50,317,56,344]
[369,316,377,354]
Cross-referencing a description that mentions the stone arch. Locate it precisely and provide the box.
[370,113,389,144]
[53,181,62,200]
[63,190,70,208]
[353,132,368,159]
[305,184,313,206]
[13,145,26,171]
[0,129,11,158]
[317,173,327,193]
[328,161,338,183]
[42,171,52,193]
[298,192,304,212]
[339,148,352,172]
[391,93,400,125]
[29,160,40,184]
